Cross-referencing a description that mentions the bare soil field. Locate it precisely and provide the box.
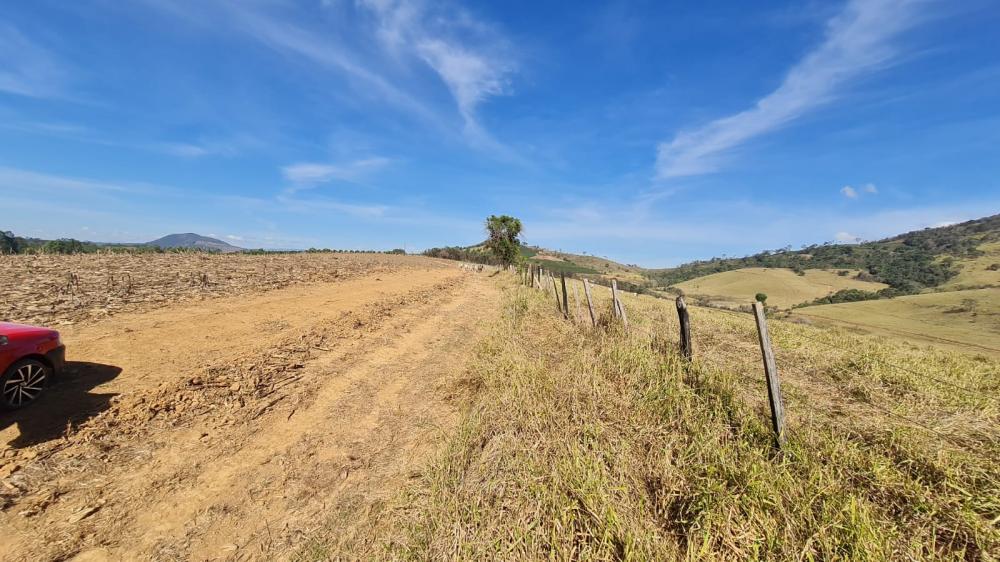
[0,252,438,327]
[0,253,498,561]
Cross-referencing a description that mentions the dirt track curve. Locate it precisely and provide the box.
[0,266,498,561]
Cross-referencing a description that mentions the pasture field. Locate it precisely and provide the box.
[792,287,1000,357]
[671,267,887,308]
[311,275,999,559]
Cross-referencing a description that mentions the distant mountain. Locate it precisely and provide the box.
[146,233,243,253]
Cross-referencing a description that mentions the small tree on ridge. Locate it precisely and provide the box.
[485,215,523,267]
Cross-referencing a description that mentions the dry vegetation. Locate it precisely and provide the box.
[0,252,441,326]
[792,287,1000,357]
[314,275,1000,560]
[941,241,1000,290]
[672,267,887,309]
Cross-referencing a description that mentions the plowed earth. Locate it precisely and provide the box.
[0,255,497,561]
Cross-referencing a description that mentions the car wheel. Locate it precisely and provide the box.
[1,359,50,410]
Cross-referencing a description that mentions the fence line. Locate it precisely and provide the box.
[511,264,997,459]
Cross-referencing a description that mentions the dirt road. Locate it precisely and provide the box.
[0,265,498,561]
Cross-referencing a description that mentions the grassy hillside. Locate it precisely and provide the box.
[940,241,1000,290]
[424,242,650,287]
[305,275,1000,559]
[645,214,1000,293]
[673,267,887,308]
[792,287,1000,357]
[522,246,649,285]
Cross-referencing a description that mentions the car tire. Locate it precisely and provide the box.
[1,358,50,411]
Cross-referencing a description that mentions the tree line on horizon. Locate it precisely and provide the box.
[0,230,407,256]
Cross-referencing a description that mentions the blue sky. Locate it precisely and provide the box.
[1,0,998,266]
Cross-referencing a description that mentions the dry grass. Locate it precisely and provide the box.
[672,267,887,309]
[309,275,1000,560]
[792,287,1000,357]
[941,242,1000,290]
[0,252,446,326]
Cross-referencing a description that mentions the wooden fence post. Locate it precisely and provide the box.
[583,279,597,327]
[611,279,628,327]
[573,283,583,323]
[676,296,692,361]
[752,302,786,449]
[560,273,569,318]
[551,276,561,312]
[611,279,621,319]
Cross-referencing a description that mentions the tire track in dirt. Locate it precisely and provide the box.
[0,267,499,561]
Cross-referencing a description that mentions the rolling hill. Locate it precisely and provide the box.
[673,267,888,309]
[791,288,1000,357]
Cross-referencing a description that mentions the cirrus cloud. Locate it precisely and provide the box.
[656,0,927,178]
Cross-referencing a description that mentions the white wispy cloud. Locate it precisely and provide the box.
[281,157,392,186]
[356,0,515,143]
[835,231,862,242]
[275,194,390,218]
[0,24,68,98]
[159,142,238,158]
[656,0,925,178]
[841,182,879,198]
[0,167,161,195]
[143,0,515,147]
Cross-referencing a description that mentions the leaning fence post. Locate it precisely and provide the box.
[752,302,786,449]
[583,279,597,327]
[560,273,569,319]
[611,279,628,327]
[676,296,692,361]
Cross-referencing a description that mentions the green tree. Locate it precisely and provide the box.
[755,293,768,305]
[42,238,86,254]
[0,231,19,254]
[485,215,523,267]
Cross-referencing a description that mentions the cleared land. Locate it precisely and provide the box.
[0,252,427,327]
[0,254,498,560]
[793,287,1000,357]
[672,267,887,308]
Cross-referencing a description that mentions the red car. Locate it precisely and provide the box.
[0,322,65,410]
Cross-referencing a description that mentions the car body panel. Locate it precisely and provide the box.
[0,322,64,376]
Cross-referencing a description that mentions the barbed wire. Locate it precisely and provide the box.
[780,327,981,395]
